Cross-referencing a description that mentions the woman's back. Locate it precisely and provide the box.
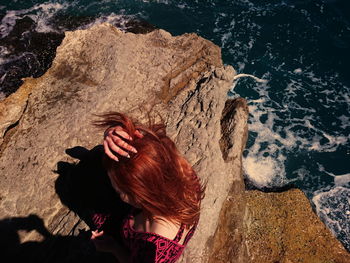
[131,210,194,245]
[122,209,196,263]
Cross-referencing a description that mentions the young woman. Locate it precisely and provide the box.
[91,113,205,263]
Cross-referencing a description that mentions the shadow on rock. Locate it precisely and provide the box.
[0,214,114,263]
[244,177,296,193]
[54,145,131,232]
[1,146,133,262]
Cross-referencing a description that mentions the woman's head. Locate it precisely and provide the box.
[96,113,205,226]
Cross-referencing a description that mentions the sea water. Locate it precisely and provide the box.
[1,0,349,251]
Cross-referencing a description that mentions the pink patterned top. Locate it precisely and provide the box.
[122,211,196,263]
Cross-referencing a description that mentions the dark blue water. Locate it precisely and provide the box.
[1,0,349,251]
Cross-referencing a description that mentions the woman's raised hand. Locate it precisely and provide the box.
[103,126,143,162]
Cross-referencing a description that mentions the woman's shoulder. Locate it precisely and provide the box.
[123,212,197,262]
[150,217,182,240]
[130,212,193,245]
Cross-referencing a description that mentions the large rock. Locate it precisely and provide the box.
[244,189,349,263]
[208,186,350,263]
[207,99,249,263]
[0,23,248,262]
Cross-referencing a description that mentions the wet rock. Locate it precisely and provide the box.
[0,16,64,96]
[0,15,155,98]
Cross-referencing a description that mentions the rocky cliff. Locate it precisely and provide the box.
[0,23,348,263]
[0,23,248,262]
[207,186,350,263]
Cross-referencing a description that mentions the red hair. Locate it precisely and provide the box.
[96,113,205,227]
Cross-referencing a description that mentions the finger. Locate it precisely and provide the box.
[135,130,144,138]
[112,134,137,153]
[91,230,104,238]
[106,136,131,157]
[96,230,104,236]
[104,127,115,138]
[115,130,133,141]
[111,135,137,153]
[91,230,101,235]
[104,126,124,138]
[104,140,119,162]
[91,231,98,240]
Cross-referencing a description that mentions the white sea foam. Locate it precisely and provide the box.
[244,151,287,187]
[141,0,171,4]
[0,1,137,39]
[78,13,134,31]
[212,1,261,71]
[221,31,232,48]
[239,70,350,188]
[0,10,19,38]
[318,164,350,186]
[213,0,350,190]
[0,46,11,64]
[243,93,299,187]
[293,68,302,74]
[0,2,69,37]
[312,187,350,250]
[334,174,350,186]
[338,115,350,130]
[32,3,68,33]
[0,91,6,101]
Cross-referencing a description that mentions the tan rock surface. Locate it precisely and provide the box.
[0,23,248,262]
[244,189,349,263]
[3,22,344,263]
[0,78,39,146]
[207,98,249,263]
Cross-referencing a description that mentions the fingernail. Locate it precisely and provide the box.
[132,148,137,153]
[126,154,130,158]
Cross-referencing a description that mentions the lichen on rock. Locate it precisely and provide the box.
[244,189,350,263]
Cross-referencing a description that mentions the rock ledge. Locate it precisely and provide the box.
[0,23,248,262]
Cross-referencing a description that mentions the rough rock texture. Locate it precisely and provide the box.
[244,189,350,263]
[207,186,350,263]
[1,23,347,263]
[0,78,39,146]
[0,23,248,262]
[207,99,249,263]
